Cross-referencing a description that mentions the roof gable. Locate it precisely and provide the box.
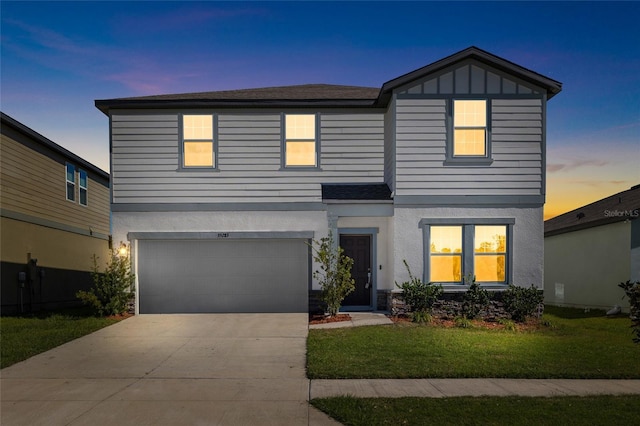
[378,46,562,105]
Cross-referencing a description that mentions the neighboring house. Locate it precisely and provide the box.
[95,46,562,314]
[544,185,640,312]
[0,112,110,314]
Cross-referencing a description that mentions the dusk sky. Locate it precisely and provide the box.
[1,1,638,219]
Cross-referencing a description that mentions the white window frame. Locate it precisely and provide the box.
[79,169,88,206]
[281,113,320,169]
[65,163,75,202]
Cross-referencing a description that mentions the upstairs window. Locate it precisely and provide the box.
[453,100,487,157]
[65,163,75,202]
[79,169,88,206]
[284,114,317,167]
[182,115,215,168]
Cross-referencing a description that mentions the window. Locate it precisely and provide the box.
[66,163,75,201]
[453,100,487,156]
[422,219,513,285]
[182,115,215,168]
[79,169,88,206]
[284,114,317,167]
[474,225,507,282]
[430,226,463,282]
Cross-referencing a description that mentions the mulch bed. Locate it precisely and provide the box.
[309,314,352,325]
[389,314,542,331]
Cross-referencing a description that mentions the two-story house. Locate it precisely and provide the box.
[95,47,561,314]
[1,112,111,314]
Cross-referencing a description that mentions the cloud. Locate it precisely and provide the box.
[547,158,608,173]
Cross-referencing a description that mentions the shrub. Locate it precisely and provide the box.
[502,284,543,323]
[618,280,640,343]
[461,276,490,319]
[497,318,517,332]
[310,232,355,317]
[454,317,474,328]
[77,243,135,316]
[396,260,443,322]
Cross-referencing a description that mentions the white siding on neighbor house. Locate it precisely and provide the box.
[111,111,384,204]
[544,221,632,312]
[394,97,543,197]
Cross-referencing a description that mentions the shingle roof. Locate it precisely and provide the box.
[322,183,392,201]
[95,84,379,113]
[544,185,640,237]
[95,46,562,115]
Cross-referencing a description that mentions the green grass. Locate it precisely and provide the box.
[311,395,640,426]
[307,306,640,379]
[0,308,124,369]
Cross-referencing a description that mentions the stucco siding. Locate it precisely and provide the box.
[111,111,384,205]
[544,221,632,311]
[393,206,543,290]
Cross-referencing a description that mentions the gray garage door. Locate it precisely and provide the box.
[137,239,309,313]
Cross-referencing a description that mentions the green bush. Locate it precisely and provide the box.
[618,280,640,343]
[77,243,135,316]
[454,317,474,328]
[461,276,490,319]
[396,260,443,322]
[502,284,543,323]
[310,232,355,317]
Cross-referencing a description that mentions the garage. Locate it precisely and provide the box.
[136,238,310,313]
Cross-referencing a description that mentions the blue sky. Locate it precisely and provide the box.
[1,1,638,218]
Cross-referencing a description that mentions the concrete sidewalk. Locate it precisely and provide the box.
[310,378,640,399]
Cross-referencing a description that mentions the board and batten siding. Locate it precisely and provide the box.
[394,97,543,197]
[0,134,110,236]
[110,111,384,204]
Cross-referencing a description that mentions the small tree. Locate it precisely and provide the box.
[77,242,135,316]
[396,260,443,323]
[310,232,355,317]
[618,280,640,343]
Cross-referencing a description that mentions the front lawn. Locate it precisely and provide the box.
[0,308,125,369]
[307,306,640,379]
[311,395,640,426]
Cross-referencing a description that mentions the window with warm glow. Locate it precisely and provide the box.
[285,114,316,167]
[66,163,75,201]
[429,226,463,282]
[182,115,214,168]
[474,225,507,282]
[453,100,487,156]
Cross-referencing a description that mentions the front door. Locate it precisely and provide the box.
[340,234,372,308]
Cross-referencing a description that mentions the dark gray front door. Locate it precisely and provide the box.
[340,234,372,307]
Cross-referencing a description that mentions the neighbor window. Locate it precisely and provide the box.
[284,114,317,167]
[182,115,215,168]
[66,163,75,201]
[453,100,487,156]
[79,169,88,206]
[423,219,513,285]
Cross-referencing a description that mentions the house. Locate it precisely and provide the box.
[544,185,640,312]
[95,46,562,314]
[0,112,111,314]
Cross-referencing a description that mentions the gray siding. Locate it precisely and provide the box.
[384,96,396,192]
[111,111,384,204]
[395,98,543,196]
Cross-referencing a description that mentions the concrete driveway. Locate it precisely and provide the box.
[1,314,337,426]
